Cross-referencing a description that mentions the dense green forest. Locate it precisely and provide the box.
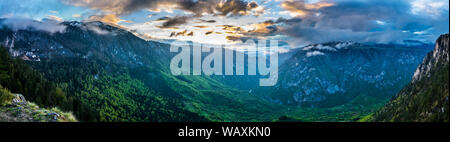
[28,56,285,122]
[2,44,374,122]
[1,46,208,122]
[0,47,70,108]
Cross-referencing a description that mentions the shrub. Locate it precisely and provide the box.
[0,85,14,106]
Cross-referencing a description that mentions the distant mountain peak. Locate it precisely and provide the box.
[301,41,359,52]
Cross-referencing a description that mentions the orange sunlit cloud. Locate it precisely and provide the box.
[281,0,334,17]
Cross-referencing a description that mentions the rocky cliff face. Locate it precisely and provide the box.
[370,33,449,122]
[412,34,449,83]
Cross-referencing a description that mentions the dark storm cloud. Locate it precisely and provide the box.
[198,19,216,23]
[156,16,170,21]
[215,0,250,16]
[275,17,302,24]
[160,16,190,28]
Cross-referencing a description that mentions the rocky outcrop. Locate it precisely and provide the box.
[0,88,77,122]
[412,34,449,83]
[11,93,27,106]
[370,33,449,122]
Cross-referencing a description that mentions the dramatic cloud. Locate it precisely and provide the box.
[158,16,191,28]
[62,0,264,33]
[280,0,334,17]
[218,25,244,32]
[198,19,216,23]
[0,17,66,33]
[2,0,447,46]
[215,0,263,16]
[62,0,262,16]
[247,20,277,35]
[275,0,449,45]
[88,14,131,26]
[275,17,302,24]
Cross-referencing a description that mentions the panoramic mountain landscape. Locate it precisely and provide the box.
[0,0,449,122]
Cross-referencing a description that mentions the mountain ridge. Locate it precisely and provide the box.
[369,33,449,122]
[263,40,431,108]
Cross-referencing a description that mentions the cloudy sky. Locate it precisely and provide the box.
[0,0,448,48]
